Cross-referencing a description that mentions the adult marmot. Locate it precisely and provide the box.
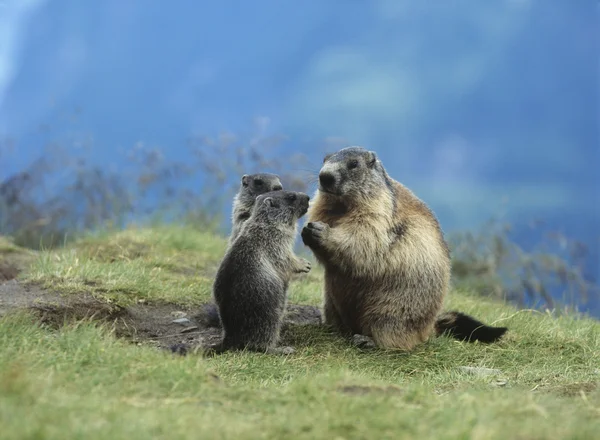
[213,190,312,354]
[301,146,507,351]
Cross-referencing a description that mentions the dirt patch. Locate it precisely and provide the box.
[0,278,323,354]
[0,279,123,323]
[284,304,323,326]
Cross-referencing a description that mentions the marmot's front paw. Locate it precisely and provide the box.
[297,258,312,273]
[301,221,329,247]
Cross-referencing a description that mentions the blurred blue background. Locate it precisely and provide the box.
[0,1,598,314]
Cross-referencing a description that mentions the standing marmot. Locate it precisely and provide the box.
[199,173,284,330]
[301,146,507,351]
[229,173,283,246]
[213,190,312,354]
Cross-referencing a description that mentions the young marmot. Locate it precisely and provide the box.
[301,146,507,351]
[198,173,285,330]
[213,190,312,354]
[229,173,283,245]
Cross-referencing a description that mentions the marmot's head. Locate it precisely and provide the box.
[317,146,388,200]
[239,173,283,199]
[253,190,310,225]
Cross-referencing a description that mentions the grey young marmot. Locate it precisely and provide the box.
[212,190,312,354]
[301,146,507,351]
[229,173,283,246]
[198,173,284,330]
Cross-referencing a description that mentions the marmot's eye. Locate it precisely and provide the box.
[254,179,264,186]
[347,160,359,170]
[287,194,297,202]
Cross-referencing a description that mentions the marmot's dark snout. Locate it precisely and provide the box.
[319,172,336,190]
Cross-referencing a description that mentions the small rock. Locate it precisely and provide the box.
[278,346,295,355]
[180,326,199,334]
[171,311,187,319]
[491,379,508,387]
[172,318,191,325]
[459,366,502,376]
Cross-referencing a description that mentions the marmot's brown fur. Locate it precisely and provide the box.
[301,146,507,351]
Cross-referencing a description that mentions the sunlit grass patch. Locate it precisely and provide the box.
[0,236,22,254]
[0,309,598,440]
[21,225,229,306]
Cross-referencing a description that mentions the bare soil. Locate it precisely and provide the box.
[0,277,323,355]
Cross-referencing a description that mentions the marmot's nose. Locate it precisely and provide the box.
[319,172,336,189]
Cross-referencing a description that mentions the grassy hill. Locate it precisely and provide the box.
[0,225,599,439]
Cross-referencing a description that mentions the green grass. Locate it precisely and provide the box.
[21,224,326,308]
[0,236,21,254]
[1,225,599,439]
[21,225,227,306]
[0,235,35,274]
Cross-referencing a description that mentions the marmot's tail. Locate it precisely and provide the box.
[434,311,507,343]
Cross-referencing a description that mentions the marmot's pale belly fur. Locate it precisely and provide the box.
[302,146,507,350]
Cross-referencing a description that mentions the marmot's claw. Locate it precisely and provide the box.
[299,258,312,273]
[306,221,327,232]
[352,334,377,350]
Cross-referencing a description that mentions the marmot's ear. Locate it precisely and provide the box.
[272,182,283,191]
[263,197,279,208]
[367,151,377,168]
[241,174,249,187]
[323,153,333,163]
[272,175,283,191]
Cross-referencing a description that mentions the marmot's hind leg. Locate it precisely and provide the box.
[323,294,352,336]
[246,331,294,356]
[220,315,279,352]
[242,316,289,353]
[368,316,433,351]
